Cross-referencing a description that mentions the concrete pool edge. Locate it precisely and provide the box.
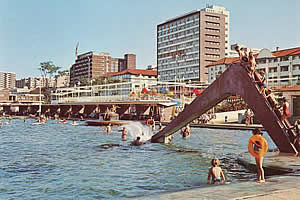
[134,174,300,200]
[135,154,300,200]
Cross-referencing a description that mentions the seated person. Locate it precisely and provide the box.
[235,45,249,68]
[256,70,267,97]
[265,89,279,110]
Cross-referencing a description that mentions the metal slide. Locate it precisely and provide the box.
[151,63,299,154]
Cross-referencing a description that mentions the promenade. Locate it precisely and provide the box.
[161,121,264,131]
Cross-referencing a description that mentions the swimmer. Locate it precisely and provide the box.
[131,136,144,146]
[207,158,225,184]
[181,124,191,138]
[106,124,112,134]
[71,120,78,126]
[121,127,127,141]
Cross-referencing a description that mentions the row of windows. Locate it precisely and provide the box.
[74,66,92,72]
[158,21,199,36]
[205,47,220,52]
[158,52,199,64]
[210,66,224,71]
[205,34,220,39]
[158,27,199,41]
[160,71,199,81]
[158,47,199,59]
[205,27,220,33]
[158,40,199,54]
[257,55,300,64]
[158,59,200,70]
[205,54,220,58]
[269,65,300,72]
[205,21,220,26]
[205,15,220,20]
[158,34,199,48]
[205,40,220,45]
[159,66,199,77]
[158,14,199,31]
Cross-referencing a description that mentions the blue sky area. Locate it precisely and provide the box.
[1,0,300,78]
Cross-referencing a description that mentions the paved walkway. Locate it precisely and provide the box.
[160,121,264,131]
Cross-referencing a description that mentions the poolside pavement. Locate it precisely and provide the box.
[136,152,300,200]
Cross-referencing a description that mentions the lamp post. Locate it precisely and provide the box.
[104,78,107,101]
[90,79,94,97]
[39,76,42,117]
[77,81,81,100]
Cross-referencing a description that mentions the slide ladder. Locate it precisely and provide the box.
[151,63,299,154]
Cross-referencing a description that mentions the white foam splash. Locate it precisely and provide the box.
[123,121,154,142]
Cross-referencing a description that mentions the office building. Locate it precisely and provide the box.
[157,5,229,83]
[70,52,136,86]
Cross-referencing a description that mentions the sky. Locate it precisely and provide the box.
[1,0,300,79]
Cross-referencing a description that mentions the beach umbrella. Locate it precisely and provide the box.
[130,91,136,96]
[141,88,150,94]
[193,88,201,96]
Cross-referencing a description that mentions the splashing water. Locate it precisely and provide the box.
[123,121,154,142]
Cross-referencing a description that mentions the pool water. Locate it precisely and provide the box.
[0,118,276,199]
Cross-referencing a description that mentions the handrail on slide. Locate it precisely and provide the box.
[151,63,299,154]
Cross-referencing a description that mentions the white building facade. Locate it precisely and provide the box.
[157,5,229,83]
[207,47,300,86]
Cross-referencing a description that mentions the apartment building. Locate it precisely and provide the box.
[0,72,16,89]
[157,5,228,83]
[16,77,53,88]
[206,47,300,86]
[70,52,136,86]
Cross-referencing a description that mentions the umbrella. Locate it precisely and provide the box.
[141,88,150,94]
[193,88,201,96]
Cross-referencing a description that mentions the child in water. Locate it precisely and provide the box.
[207,158,226,184]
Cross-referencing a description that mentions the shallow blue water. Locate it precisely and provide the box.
[0,119,276,199]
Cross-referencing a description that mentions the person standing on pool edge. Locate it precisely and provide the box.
[251,128,266,183]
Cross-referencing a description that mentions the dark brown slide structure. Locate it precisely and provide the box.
[151,63,299,154]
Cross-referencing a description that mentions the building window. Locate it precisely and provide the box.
[280,66,289,72]
[280,56,289,61]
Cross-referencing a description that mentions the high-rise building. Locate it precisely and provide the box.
[0,72,16,89]
[157,5,229,83]
[70,52,136,86]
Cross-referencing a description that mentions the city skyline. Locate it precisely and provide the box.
[1,0,300,79]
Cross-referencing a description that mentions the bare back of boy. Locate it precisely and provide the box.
[209,166,225,183]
